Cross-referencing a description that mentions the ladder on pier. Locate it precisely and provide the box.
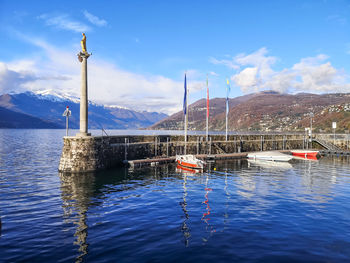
[313,138,342,151]
[213,143,226,154]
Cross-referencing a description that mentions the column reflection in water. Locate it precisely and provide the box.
[59,172,98,262]
[59,167,130,262]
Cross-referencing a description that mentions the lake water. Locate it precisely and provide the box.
[1,129,350,262]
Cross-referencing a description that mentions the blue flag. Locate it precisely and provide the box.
[183,74,187,115]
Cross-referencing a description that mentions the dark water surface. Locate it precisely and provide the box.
[1,129,350,262]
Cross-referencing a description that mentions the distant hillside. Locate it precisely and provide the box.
[0,106,61,128]
[0,91,168,129]
[151,91,350,132]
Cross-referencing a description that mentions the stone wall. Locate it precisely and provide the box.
[59,134,305,173]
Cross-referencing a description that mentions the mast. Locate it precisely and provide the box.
[226,79,230,141]
[206,74,209,141]
[184,73,188,155]
[185,92,188,155]
[225,108,228,141]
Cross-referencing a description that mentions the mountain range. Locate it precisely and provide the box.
[151,91,350,133]
[0,90,167,129]
[2,90,350,132]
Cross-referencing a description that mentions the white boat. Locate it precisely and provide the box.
[247,151,293,162]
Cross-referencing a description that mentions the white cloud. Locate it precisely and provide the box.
[209,56,239,70]
[291,55,348,92]
[83,10,107,27]
[234,47,277,79]
[0,34,193,114]
[232,67,259,93]
[214,47,350,94]
[0,62,37,94]
[261,69,295,93]
[209,71,219,77]
[38,14,90,32]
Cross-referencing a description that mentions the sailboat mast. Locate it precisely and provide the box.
[184,74,188,155]
[185,88,188,154]
[226,109,228,141]
[226,79,230,141]
[206,74,209,142]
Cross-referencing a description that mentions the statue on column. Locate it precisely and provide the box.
[78,33,89,62]
[81,33,87,54]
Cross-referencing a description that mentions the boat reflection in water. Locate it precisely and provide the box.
[176,164,201,175]
[248,159,293,170]
[177,164,202,246]
[55,156,350,261]
[292,155,319,161]
[177,162,216,245]
[201,171,216,243]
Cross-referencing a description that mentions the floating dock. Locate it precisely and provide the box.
[128,152,248,168]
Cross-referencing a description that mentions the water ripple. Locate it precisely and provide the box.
[1,130,350,262]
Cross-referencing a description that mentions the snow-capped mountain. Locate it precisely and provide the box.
[0,91,168,129]
[33,89,80,103]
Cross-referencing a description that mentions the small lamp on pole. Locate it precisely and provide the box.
[309,112,314,144]
[62,106,72,136]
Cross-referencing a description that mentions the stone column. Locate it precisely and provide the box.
[77,52,91,137]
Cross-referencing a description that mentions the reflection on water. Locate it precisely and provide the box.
[59,173,95,263]
[4,148,350,261]
[59,168,131,262]
[179,174,190,247]
[248,159,293,170]
[3,130,350,262]
[201,173,215,243]
[53,156,350,262]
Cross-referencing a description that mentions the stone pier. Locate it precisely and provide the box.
[58,134,307,173]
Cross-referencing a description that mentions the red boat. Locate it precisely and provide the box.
[291,150,319,158]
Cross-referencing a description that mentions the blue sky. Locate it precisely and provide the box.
[1,0,350,114]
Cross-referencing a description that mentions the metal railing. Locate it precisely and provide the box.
[313,138,342,151]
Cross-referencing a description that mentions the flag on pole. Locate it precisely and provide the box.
[206,75,209,118]
[226,79,231,116]
[183,74,187,115]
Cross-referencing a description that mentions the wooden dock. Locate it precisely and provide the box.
[127,152,248,168]
[320,150,350,155]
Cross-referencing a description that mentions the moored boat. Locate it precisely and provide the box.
[247,151,293,162]
[176,155,206,169]
[291,150,319,158]
[175,73,206,171]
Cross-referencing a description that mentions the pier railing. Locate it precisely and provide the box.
[314,133,350,151]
